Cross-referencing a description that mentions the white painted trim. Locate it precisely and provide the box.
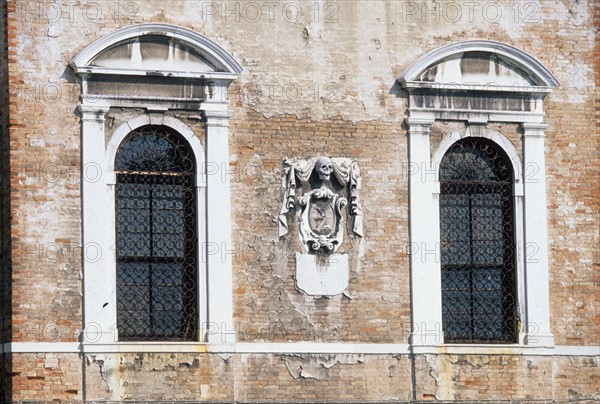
[432,126,523,185]
[82,111,233,344]
[521,123,554,346]
[106,115,207,187]
[3,342,81,353]
[3,342,598,357]
[80,104,116,344]
[409,344,599,356]
[73,67,238,81]
[407,108,546,125]
[70,23,243,75]
[203,110,236,343]
[404,81,553,94]
[233,343,411,355]
[399,40,559,87]
[407,118,443,345]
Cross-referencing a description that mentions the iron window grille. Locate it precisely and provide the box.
[439,137,517,343]
[114,125,198,341]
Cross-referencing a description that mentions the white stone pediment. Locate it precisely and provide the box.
[89,36,218,73]
[400,40,559,91]
[416,51,536,87]
[70,23,242,79]
[70,24,242,106]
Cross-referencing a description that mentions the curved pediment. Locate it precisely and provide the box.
[400,40,558,89]
[89,35,218,72]
[70,23,242,78]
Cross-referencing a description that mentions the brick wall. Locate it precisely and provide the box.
[1,0,598,401]
[230,111,409,343]
[7,352,598,402]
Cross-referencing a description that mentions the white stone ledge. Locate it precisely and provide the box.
[233,343,411,355]
[2,342,81,353]
[2,342,599,357]
[411,344,599,356]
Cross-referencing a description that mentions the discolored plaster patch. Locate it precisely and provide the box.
[281,353,364,379]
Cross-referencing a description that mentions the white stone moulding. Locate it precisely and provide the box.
[400,40,558,347]
[3,342,599,357]
[72,24,242,345]
[70,23,242,77]
[399,39,559,88]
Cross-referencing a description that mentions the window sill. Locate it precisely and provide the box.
[4,342,596,356]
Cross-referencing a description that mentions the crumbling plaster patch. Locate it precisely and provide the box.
[86,353,216,401]
[282,353,364,380]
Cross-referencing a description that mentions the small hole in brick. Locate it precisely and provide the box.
[103,302,108,308]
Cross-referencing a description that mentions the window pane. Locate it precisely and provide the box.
[440,193,471,266]
[439,138,516,343]
[115,126,197,341]
[152,183,185,258]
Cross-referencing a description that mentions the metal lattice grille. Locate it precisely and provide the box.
[439,138,517,343]
[115,125,198,341]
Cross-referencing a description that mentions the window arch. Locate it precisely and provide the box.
[114,125,198,341]
[439,138,516,343]
[74,24,241,346]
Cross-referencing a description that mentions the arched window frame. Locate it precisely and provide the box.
[400,40,558,347]
[435,129,523,344]
[109,119,206,342]
[72,24,242,347]
[113,125,200,342]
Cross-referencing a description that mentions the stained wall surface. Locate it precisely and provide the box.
[0,0,598,402]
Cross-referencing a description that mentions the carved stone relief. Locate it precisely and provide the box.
[278,157,363,243]
[278,157,363,296]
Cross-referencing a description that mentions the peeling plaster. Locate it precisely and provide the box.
[416,354,440,400]
[86,355,111,393]
[431,355,452,401]
[282,354,364,379]
[450,355,496,369]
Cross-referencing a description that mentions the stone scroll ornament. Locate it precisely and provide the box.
[278,157,363,253]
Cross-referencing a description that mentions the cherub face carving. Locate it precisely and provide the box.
[315,157,333,181]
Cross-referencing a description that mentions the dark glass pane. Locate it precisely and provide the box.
[439,138,516,343]
[115,126,197,341]
[440,194,471,266]
[114,126,194,172]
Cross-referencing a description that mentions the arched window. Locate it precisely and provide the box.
[439,138,516,343]
[114,125,197,341]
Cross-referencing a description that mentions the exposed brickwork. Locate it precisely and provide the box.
[1,0,598,401]
[8,353,81,401]
[6,352,598,402]
[230,111,409,343]
[414,354,599,401]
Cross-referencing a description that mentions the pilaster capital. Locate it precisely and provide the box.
[522,122,548,138]
[406,118,434,135]
[204,110,232,128]
[78,104,110,122]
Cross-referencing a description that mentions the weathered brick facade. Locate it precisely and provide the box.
[0,0,598,402]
